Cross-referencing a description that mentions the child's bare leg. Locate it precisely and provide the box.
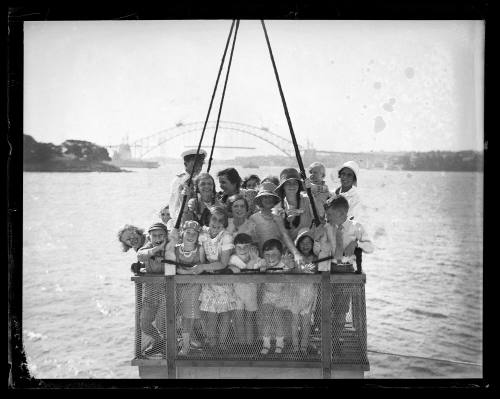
[291,313,300,352]
[260,304,273,354]
[219,312,231,350]
[274,308,285,354]
[300,313,312,352]
[180,317,194,355]
[233,309,246,345]
[245,311,256,345]
[205,312,217,348]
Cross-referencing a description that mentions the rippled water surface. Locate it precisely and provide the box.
[22,164,483,379]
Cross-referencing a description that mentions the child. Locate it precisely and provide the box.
[307,161,331,222]
[228,233,261,349]
[242,174,261,190]
[197,206,238,351]
[159,205,173,230]
[136,222,172,357]
[249,182,304,266]
[317,195,373,337]
[257,239,293,355]
[118,224,147,253]
[289,229,319,354]
[334,161,361,220]
[171,220,205,355]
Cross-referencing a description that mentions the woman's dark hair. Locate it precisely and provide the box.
[234,232,253,245]
[262,238,283,254]
[242,174,261,188]
[227,193,249,213]
[217,167,242,190]
[280,191,302,230]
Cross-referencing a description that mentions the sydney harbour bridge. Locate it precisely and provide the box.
[106,120,335,162]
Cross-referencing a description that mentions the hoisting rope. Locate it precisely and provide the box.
[260,20,321,227]
[367,349,482,367]
[174,20,236,229]
[207,20,240,173]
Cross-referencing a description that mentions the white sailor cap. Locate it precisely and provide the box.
[181,148,207,159]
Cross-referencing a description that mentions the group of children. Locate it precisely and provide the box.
[118,156,373,357]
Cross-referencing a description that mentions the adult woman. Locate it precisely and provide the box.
[334,160,361,220]
[217,167,256,216]
[181,172,219,227]
[226,194,257,241]
[275,168,315,242]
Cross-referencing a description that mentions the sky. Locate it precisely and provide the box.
[23,20,484,159]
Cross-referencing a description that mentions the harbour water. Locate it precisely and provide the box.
[21,163,483,379]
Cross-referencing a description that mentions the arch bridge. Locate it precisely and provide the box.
[107,121,333,160]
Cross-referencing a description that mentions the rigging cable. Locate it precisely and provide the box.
[174,19,236,229]
[260,19,321,226]
[207,19,240,173]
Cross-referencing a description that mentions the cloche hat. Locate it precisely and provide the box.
[275,168,304,197]
[338,161,359,186]
[254,181,281,207]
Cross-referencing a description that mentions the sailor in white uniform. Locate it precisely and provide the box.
[168,148,207,229]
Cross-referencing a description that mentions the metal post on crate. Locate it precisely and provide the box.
[134,280,143,359]
[320,271,332,379]
[165,276,176,379]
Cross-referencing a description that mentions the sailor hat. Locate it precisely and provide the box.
[181,148,207,159]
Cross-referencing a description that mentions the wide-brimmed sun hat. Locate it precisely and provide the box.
[338,161,359,186]
[254,181,281,207]
[275,168,304,197]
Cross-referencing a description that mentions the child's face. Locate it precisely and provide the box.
[150,230,167,246]
[197,176,214,196]
[260,196,277,210]
[183,228,199,245]
[160,207,171,224]
[235,242,251,260]
[263,248,282,268]
[231,199,247,218]
[339,168,355,190]
[284,179,300,195]
[298,236,314,255]
[326,207,348,226]
[208,212,226,236]
[246,179,259,190]
[309,167,324,184]
[121,229,142,248]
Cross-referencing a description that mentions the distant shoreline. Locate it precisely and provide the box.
[23,160,127,173]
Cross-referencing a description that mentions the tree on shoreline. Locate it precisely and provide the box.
[61,139,111,162]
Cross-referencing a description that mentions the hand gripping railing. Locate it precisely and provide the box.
[131,272,369,379]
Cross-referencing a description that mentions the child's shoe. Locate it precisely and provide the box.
[274,336,284,354]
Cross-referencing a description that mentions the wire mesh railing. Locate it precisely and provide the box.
[131,273,369,377]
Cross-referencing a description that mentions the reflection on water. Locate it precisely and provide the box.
[22,165,483,378]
